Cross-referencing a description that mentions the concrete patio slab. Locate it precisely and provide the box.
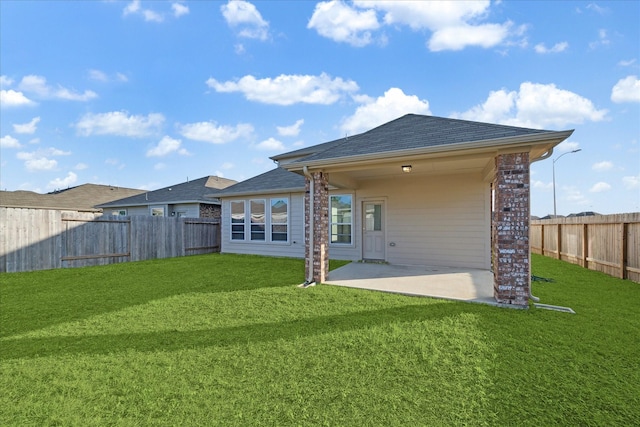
[324,262,497,306]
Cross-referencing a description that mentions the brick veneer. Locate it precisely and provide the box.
[304,171,329,283]
[493,152,530,306]
[199,204,221,219]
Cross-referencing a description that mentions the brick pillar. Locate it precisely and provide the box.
[493,152,530,307]
[304,171,329,283]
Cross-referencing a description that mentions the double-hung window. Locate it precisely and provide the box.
[250,200,266,241]
[330,195,352,244]
[231,201,245,240]
[271,198,288,242]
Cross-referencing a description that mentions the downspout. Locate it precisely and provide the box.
[303,166,314,285]
[527,148,554,302]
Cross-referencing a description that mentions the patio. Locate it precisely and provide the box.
[324,262,498,306]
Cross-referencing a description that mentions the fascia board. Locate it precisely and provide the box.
[282,130,574,172]
[215,187,306,199]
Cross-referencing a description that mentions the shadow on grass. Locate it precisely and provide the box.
[0,302,472,360]
[0,254,306,338]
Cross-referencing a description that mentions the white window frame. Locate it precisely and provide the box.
[150,206,165,217]
[330,194,353,245]
[250,199,266,241]
[270,197,289,243]
[230,200,246,241]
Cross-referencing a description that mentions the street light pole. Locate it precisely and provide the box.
[553,149,582,217]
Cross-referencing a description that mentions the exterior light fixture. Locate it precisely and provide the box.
[402,165,412,173]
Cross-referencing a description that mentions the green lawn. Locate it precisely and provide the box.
[1,253,638,426]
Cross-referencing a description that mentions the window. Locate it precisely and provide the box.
[330,195,352,244]
[151,206,165,216]
[112,209,127,216]
[231,201,245,240]
[250,200,266,241]
[271,198,288,242]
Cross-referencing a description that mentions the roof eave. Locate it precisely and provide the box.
[215,186,306,198]
[281,130,574,172]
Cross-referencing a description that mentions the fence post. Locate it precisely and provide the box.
[621,222,627,280]
[582,223,588,268]
[557,223,562,260]
[540,224,545,256]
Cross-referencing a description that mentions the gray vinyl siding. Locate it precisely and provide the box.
[221,192,305,258]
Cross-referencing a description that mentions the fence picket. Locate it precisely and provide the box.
[0,207,220,273]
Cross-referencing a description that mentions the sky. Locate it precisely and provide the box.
[1,0,638,217]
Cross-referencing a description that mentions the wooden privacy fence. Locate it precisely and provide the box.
[531,213,640,283]
[0,207,220,273]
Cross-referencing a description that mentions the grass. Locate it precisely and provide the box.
[1,253,638,426]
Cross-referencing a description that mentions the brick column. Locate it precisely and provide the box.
[304,171,329,283]
[493,152,530,307]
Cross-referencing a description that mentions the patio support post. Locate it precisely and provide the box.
[304,171,329,283]
[493,152,531,307]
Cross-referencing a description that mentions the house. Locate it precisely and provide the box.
[216,114,573,306]
[0,184,145,212]
[98,176,236,218]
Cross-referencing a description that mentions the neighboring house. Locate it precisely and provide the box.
[0,184,145,211]
[217,114,573,306]
[97,176,236,218]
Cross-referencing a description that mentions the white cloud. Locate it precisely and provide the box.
[0,89,35,107]
[18,75,97,101]
[618,59,637,67]
[341,87,431,135]
[452,82,607,128]
[123,0,164,22]
[0,75,15,87]
[76,111,165,137]
[308,1,380,47]
[428,22,511,52]
[589,28,610,49]
[221,162,234,170]
[623,175,640,190]
[277,119,304,137]
[309,1,519,51]
[89,69,129,83]
[146,136,190,157]
[532,180,553,190]
[74,163,89,170]
[255,137,285,151]
[534,41,568,54]
[589,182,611,193]
[556,141,581,153]
[563,186,589,206]
[221,0,269,41]
[611,75,640,103]
[47,172,78,190]
[172,2,189,17]
[13,117,40,134]
[0,135,21,148]
[207,73,358,105]
[88,69,108,82]
[17,147,70,172]
[179,121,254,144]
[592,161,613,172]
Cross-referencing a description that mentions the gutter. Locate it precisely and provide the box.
[526,147,555,302]
[282,130,574,172]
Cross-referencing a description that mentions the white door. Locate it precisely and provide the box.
[363,201,385,260]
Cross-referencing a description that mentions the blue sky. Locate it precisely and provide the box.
[1,0,638,216]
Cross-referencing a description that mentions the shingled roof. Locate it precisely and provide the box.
[284,114,555,165]
[0,184,145,211]
[98,176,236,208]
[215,167,305,198]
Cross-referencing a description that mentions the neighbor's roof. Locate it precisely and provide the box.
[280,114,572,168]
[98,176,236,207]
[214,167,305,198]
[0,184,145,211]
